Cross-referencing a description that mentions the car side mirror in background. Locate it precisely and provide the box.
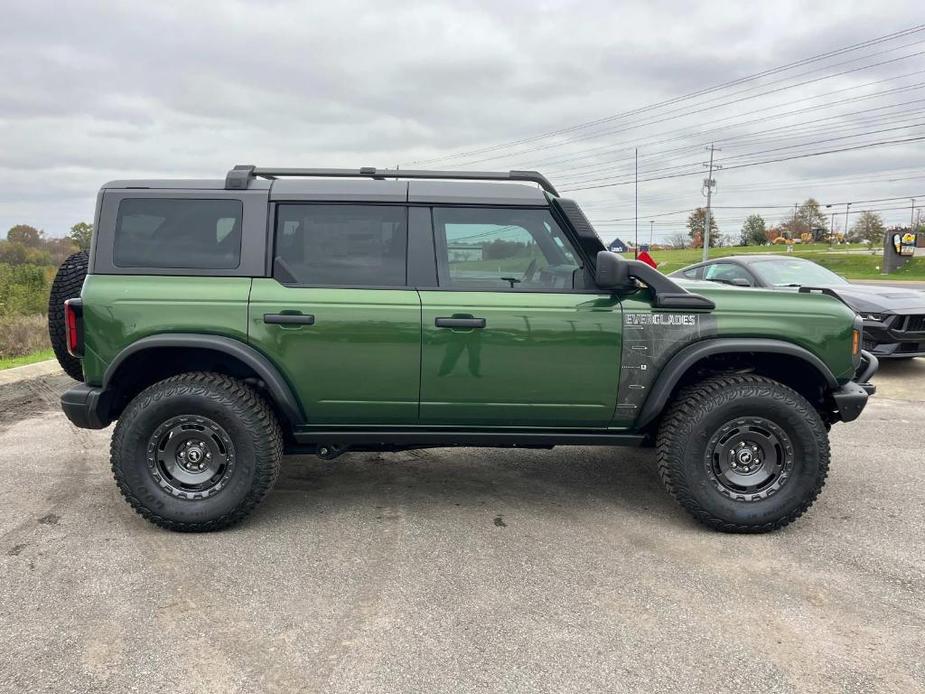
[730,277,751,287]
[594,251,630,289]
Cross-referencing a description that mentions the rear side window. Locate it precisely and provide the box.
[274,204,407,286]
[113,199,243,269]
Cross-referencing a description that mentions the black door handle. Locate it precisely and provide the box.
[264,313,315,325]
[435,317,486,329]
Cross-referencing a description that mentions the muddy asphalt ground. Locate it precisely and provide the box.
[0,361,923,693]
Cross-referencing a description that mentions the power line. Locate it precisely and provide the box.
[405,24,925,166]
[562,135,925,191]
[553,113,925,186]
[524,71,925,171]
[592,193,925,223]
[446,46,925,168]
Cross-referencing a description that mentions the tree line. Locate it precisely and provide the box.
[675,198,921,249]
[0,223,90,317]
[0,222,91,267]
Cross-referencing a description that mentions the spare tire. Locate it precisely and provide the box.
[48,251,89,381]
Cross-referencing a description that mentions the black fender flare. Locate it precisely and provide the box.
[103,334,304,426]
[635,338,839,429]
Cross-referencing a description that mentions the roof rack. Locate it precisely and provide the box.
[224,165,560,196]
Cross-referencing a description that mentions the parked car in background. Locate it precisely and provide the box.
[670,255,925,359]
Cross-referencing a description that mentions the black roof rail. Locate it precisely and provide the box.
[224,165,560,196]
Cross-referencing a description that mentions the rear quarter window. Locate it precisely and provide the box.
[273,204,408,286]
[113,198,243,269]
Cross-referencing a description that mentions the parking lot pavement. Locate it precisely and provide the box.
[0,370,923,694]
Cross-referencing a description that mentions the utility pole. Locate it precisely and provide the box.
[634,148,639,259]
[649,220,654,246]
[702,144,720,261]
[911,198,916,232]
[844,202,851,239]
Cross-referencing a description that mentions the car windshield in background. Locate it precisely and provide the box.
[750,259,848,287]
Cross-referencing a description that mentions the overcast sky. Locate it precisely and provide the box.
[1,0,923,243]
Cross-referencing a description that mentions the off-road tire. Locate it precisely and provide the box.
[47,250,89,381]
[656,374,830,533]
[111,372,282,532]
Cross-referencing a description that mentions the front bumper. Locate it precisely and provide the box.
[61,384,112,430]
[831,350,878,423]
[863,315,925,358]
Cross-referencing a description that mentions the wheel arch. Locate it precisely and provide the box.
[636,338,839,430]
[102,334,304,428]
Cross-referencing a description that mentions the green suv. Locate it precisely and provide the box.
[52,165,877,533]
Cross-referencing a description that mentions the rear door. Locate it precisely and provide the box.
[248,203,421,425]
[418,206,623,427]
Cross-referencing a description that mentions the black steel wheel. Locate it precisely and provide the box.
[657,374,830,533]
[147,415,235,498]
[111,372,282,532]
[705,416,794,501]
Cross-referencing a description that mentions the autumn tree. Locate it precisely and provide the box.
[798,198,829,240]
[739,214,768,246]
[779,199,829,241]
[7,224,44,247]
[67,222,93,252]
[687,207,720,247]
[850,210,886,244]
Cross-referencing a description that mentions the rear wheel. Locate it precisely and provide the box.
[47,251,88,381]
[111,372,282,532]
[656,374,829,533]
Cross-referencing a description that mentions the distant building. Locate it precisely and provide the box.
[607,238,628,252]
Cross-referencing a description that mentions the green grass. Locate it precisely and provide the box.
[625,244,925,280]
[0,348,54,371]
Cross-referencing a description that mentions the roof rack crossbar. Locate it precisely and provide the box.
[224,165,559,196]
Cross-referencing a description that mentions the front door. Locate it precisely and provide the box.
[249,203,420,425]
[419,206,623,427]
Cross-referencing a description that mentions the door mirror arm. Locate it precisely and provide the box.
[594,251,715,310]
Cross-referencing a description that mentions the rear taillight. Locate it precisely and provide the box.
[64,298,83,358]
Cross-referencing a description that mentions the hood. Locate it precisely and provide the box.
[796,283,925,314]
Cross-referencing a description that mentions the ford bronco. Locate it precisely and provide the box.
[50,165,877,533]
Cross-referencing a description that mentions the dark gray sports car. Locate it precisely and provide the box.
[670,254,925,359]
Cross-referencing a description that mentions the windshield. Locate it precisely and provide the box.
[750,258,848,287]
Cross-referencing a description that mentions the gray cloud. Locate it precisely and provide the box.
[1,0,922,239]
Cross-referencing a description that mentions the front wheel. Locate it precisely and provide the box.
[111,372,282,532]
[656,374,830,533]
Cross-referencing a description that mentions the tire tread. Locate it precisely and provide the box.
[110,372,282,532]
[47,251,89,381]
[656,374,830,533]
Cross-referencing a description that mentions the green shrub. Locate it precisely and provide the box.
[0,263,51,317]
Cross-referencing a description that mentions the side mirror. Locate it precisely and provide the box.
[595,251,629,289]
[730,277,751,287]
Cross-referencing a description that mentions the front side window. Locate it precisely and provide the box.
[274,204,408,286]
[703,263,755,286]
[113,198,242,269]
[432,207,582,290]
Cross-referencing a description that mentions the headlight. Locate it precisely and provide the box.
[860,313,884,322]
